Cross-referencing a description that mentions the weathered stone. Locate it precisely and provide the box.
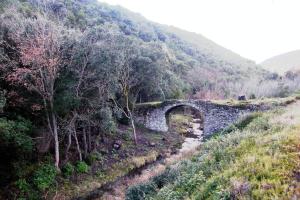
[186,128,193,134]
[149,142,156,147]
[134,99,266,137]
[238,95,246,101]
[113,140,122,150]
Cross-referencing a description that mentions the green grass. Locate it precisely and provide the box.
[126,103,300,200]
[211,96,298,107]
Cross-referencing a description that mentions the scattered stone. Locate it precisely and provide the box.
[238,95,246,101]
[193,119,201,123]
[187,128,193,134]
[149,142,156,147]
[113,140,122,150]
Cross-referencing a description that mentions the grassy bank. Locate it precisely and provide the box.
[126,101,300,200]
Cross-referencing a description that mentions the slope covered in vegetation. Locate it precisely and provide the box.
[0,0,274,100]
[126,98,300,200]
[261,50,300,74]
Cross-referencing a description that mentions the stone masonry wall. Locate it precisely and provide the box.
[134,100,265,136]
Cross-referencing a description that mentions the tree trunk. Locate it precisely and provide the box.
[51,111,60,169]
[65,132,72,161]
[128,111,137,144]
[87,126,91,152]
[82,127,88,158]
[125,93,137,145]
[73,125,82,161]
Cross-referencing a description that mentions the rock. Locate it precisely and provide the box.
[149,142,156,147]
[113,140,122,150]
[183,121,189,126]
[238,95,246,101]
[187,128,193,134]
[193,119,201,123]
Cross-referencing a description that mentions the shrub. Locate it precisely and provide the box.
[86,152,103,165]
[155,185,183,200]
[75,161,89,173]
[126,181,157,200]
[0,117,33,153]
[15,179,30,194]
[122,131,132,141]
[15,178,39,200]
[246,116,270,132]
[152,167,178,188]
[62,162,74,178]
[33,164,57,191]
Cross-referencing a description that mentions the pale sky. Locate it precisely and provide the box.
[99,0,300,63]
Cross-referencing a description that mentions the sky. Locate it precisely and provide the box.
[99,0,300,63]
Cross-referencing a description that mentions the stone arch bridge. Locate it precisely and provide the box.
[134,100,265,136]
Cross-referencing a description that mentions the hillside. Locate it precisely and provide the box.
[261,50,300,74]
[1,0,269,100]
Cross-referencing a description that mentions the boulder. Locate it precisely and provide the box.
[238,95,246,101]
[149,142,156,147]
[113,140,122,150]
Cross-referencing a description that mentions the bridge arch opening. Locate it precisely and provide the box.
[165,105,204,135]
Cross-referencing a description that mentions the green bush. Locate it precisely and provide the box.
[125,167,179,200]
[15,178,39,200]
[15,179,30,194]
[0,117,33,153]
[152,168,178,188]
[246,116,270,132]
[155,185,182,200]
[126,181,157,200]
[75,161,89,173]
[33,164,57,191]
[62,162,74,178]
[86,152,103,165]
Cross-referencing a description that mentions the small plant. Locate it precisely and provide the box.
[62,162,74,178]
[75,161,89,173]
[33,164,57,191]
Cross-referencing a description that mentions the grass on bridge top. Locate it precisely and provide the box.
[211,95,299,107]
[135,93,300,109]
